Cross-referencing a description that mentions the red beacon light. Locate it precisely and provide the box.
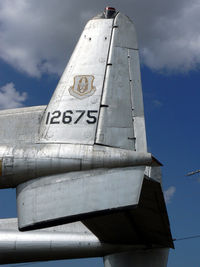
[104,6,116,18]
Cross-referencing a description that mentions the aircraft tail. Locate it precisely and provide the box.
[0,9,174,266]
[15,12,173,249]
[39,13,147,152]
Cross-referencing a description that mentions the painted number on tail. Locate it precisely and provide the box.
[45,110,98,125]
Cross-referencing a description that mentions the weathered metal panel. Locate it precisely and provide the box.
[95,12,145,150]
[134,117,147,152]
[95,45,134,149]
[128,49,147,152]
[104,249,169,267]
[39,18,114,145]
[83,178,174,248]
[96,127,135,149]
[0,230,126,265]
[0,218,136,265]
[0,217,170,265]
[112,13,138,49]
[128,49,144,117]
[0,218,91,233]
[17,167,145,230]
[145,165,162,184]
[0,143,153,188]
[16,169,173,248]
[0,106,46,144]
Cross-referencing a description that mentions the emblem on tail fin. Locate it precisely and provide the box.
[69,75,96,99]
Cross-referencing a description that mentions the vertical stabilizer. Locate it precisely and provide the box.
[39,17,114,144]
[39,13,147,152]
[95,13,147,151]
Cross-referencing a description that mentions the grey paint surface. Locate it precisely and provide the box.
[104,249,169,267]
[0,9,172,267]
[0,218,133,265]
[0,106,46,143]
[17,167,144,229]
[96,13,146,151]
[0,143,152,188]
[39,18,113,145]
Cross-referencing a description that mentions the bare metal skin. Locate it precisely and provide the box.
[0,8,172,267]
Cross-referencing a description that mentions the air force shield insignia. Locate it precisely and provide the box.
[69,75,96,99]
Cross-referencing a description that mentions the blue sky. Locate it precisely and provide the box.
[0,1,200,266]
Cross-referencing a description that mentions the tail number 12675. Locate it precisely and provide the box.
[45,110,98,125]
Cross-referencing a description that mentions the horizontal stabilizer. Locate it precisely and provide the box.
[17,167,173,248]
[17,167,144,230]
[83,178,173,248]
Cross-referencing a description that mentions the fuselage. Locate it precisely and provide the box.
[0,143,152,188]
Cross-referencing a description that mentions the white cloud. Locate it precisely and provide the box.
[0,0,200,77]
[164,186,176,204]
[140,1,200,72]
[0,83,27,109]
